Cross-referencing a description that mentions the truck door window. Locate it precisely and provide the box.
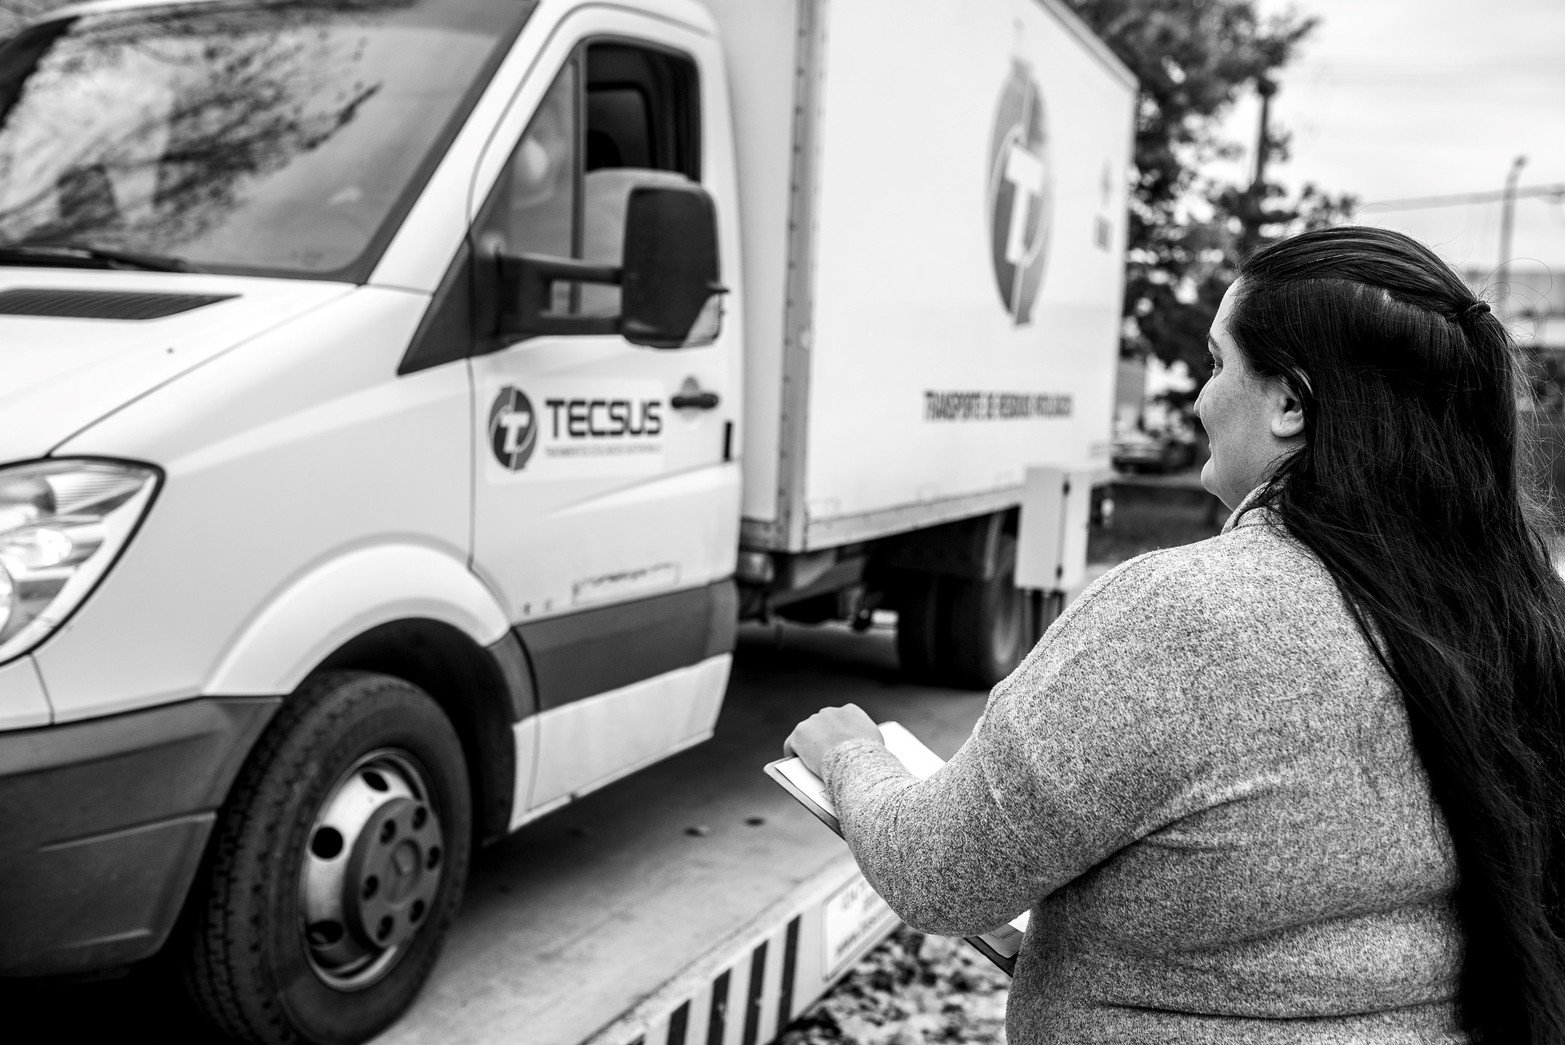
[584,43,699,179]
[480,41,700,327]
[489,58,580,315]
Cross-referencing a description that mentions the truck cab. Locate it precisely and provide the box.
[0,1,743,1040]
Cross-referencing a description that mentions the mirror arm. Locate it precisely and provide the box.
[499,251,620,287]
[497,251,621,338]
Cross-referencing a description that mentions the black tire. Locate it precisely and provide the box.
[895,573,945,682]
[944,535,1030,690]
[181,671,472,1045]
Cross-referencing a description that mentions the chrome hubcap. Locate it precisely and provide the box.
[299,750,444,990]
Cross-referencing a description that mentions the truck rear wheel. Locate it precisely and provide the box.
[895,535,1036,689]
[181,671,471,1045]
[943,535,1030,690]
[894,574,945,682]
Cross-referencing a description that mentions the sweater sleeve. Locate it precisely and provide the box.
[820,732,1059,936]
[821,553,1224,937]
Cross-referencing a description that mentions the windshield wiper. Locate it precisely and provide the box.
[0,244,203,273]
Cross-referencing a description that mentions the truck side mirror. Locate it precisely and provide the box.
[620,182,725,349]
[494,180,724,348]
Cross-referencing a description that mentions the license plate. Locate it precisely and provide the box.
[822,875,896,976]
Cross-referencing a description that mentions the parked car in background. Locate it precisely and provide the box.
[1112,427,1198,473]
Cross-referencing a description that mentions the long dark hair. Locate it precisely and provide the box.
[1229,225,1565,1043]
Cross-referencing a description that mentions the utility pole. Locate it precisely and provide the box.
[1239,77,1277,259]
[1497,154,1527,313]
[1251,78,1276,190]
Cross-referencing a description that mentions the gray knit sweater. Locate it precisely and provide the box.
[822,504,1466,1043]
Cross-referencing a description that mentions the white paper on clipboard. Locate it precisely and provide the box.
[770,722,944,821]
[764,721,1029,975]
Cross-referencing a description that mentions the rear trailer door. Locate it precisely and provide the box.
[721,0,1135,552]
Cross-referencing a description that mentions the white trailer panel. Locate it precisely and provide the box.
[713,0,1135,552]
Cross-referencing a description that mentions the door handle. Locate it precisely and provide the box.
[671,390,721,410]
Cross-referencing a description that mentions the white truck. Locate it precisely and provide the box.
[0,0,1134,1041]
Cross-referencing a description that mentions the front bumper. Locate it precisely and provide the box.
[0,696,279,976]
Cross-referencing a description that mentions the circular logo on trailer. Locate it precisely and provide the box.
[488,386,537,470]
[987,60,1053,326]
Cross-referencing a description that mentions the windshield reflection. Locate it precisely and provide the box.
[0,0,533,281]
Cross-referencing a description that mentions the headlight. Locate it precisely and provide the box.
[0,460,159,663]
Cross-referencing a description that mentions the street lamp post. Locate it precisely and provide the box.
[1497,154,1528,313]
[1251,78,1277,191]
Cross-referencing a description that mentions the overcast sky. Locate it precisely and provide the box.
[1221,0,1565,277]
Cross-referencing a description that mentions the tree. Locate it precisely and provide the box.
[1060,0,1356,381]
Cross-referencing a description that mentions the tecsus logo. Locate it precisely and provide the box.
[987,60,1052,326]
[489,386,537,470]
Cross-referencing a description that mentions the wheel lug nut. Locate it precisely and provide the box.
[380,821,396,844]
[377,916,393,941]
[412,806,428,830]
[363,875,379,899]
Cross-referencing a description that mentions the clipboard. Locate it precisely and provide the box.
[764,721,1027,976]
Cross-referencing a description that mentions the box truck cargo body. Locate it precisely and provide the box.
[0,0,1133,1041]
[715,0,1133,685]
[721,0,1131,553]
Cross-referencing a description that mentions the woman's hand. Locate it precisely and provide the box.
[784,703,883,776]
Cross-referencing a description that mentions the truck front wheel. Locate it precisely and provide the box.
[180,671,472,1045]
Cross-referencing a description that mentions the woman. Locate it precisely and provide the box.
[786,226,1565,1043]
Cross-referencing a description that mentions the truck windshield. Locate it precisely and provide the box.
[0,0,535,281]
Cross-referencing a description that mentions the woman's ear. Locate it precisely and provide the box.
[1271,381,1306,440]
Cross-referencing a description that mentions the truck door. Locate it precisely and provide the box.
[467,20,739,814]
